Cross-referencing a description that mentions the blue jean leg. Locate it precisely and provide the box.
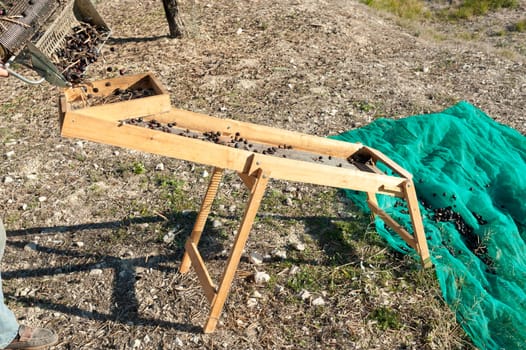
[0,219,19,349]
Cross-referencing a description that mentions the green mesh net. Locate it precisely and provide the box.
[331,101,526,350]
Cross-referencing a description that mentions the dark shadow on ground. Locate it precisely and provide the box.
[3,209,377,332]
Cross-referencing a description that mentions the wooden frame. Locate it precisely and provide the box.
[58,78,431,333]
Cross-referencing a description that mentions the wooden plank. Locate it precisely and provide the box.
[61,72,172,120]
[364,146,413,179]
[367,199,417,250]
[150,108,364,158]
[73,94,171,120]
[402,181,432,267]
[204,168,270,333]
[185,241,217,304]
[61,112,251,171]
[180,167,224,273]
[61,113,406,196]
[245,153,405,196]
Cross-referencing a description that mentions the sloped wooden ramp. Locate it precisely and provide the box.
[58,73,431,333]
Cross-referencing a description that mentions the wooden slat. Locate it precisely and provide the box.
[180,167,224,273]
[61,113,406,196]
[61,73,172,120]
[74,94,171,120]
[402,181,432,267]
[204,168,270,333]
[245,153,405,196]
[185,241,217,304]
[149,108,364,158]
[367,199,417,250]
[364,146,413,179]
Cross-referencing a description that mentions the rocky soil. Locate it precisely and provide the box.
[1,0,525,349]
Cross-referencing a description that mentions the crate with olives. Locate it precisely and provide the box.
[59,72,171,122]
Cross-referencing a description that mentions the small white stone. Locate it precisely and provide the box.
[228,204,237,212]
[3,176,14,184]
[274,284,285,294]
[251,290,263,298]
[113,150,120,156]
[212,220,222,228]
[73,241,85,248]
[236,28,243,35]
[175,337,184,347]
[89,268,103,276]
[249,252,264,265]
[26,174,38,180]
[75,141,84,149]
[132,339,141,348]
[163,231,175,244]
[288,265,300,276]
[291,241,305,251]
[5,151,14,158]
[299,290,311,300]
[289,234,305,251]
[254,271,270,284]
[202,170,209,178]
[285,197,293,206]
[312,296,325,306]
[24,242,38,252]
[38,196,47,202]
[155,163,164,171]
[271,249,287,260]
[247,298,258,308]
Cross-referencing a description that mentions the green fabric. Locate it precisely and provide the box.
[331,101,526,350]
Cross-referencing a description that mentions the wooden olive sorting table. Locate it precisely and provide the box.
[58,73,431,333]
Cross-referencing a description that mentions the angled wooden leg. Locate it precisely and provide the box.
[366,191,379,222]
[403,181,431,268]
[180,167,224,273]
[367,184,431,269]
[203,169,270,333]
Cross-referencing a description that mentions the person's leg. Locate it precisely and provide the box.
[0,219,19,348]
[0,219,58,349]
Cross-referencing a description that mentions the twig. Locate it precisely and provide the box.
[61,59,80,74]
[0,17,30,28]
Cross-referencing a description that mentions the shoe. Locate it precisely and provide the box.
[5,325,58,349]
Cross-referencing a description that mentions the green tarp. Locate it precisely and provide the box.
[332,101,526,350]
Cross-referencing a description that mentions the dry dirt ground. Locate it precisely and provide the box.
[1,0,525,349]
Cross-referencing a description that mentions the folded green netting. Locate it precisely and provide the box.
[331,101,526,350]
